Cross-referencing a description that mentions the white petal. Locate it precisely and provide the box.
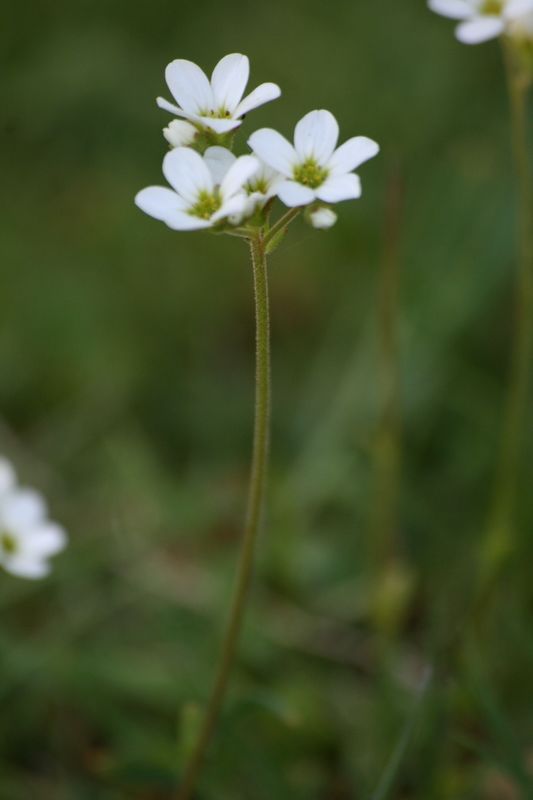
[2,556,50,580]
[248,129,298,176]
[212,194,248,223]
[294,110,339,165]
[234,83,281,118]
[165,59,213,114]
[316,174,362,203]
[158,105,210,133]
[456,16,504,42]
[211,53,249,112]
[135,187,187,223]
[505,0,533,18]
[135,183,212,231]
[428,0,474,19]
[204,147,237,185]
[220,155,260,200]
[194,115,242,133]
[157,97,185,116]
[23,523,67,558]
[163,147,213,201]
[165,212,212,231]
[328,136,380,175]
[0,458,16,494]
[2,489,46,529]
[276,180,316,207]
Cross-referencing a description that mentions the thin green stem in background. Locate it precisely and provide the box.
[371,170,403,559]
[479,44,532,601]
[370,667,433,800]
[177,232,271,800]
[368,168,406,634]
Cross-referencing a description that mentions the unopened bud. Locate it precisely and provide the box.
[308,206,337,230]
[163,120,197,148]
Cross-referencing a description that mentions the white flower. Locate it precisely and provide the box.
[157,53,281,134]
[248,110,379,208]
[309,207,337,229]
[428,0,533,44]
[163,119,197,148]
[203,147,283,222]
[0,457,67,580]
[135,146,259,231]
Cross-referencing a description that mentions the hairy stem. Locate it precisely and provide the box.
[177,233,271,799]
[481,46,532,596]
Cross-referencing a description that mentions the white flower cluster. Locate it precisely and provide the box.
[0,457,67,580]
[135,53,380,232]
[429,0,533,44]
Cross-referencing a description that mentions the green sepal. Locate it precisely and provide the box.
[265,225,288,255]
[193,129,236,155]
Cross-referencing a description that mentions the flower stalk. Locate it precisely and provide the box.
[480,42,532,597]
[177,232,271,800]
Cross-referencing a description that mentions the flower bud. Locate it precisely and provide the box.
[163,120,197,148]
[308,207,337,229]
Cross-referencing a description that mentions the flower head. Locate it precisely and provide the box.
[429,0,533,43]
[157,53,281,135]
[248,110,379,208]
[135,146,259,231]
[0,457,67,580]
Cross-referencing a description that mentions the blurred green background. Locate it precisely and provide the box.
[2,0,533,797]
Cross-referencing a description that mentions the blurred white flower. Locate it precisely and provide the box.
[428,0,533,44]
[248,110,379,208]
[0,457,67,580]
[308,207,337,229]
[0,458,16,494]
[507,0,533,35]
[163,119,197,148]
[203,147,283,221]
[135,146,259,231]
[157,53,281,134]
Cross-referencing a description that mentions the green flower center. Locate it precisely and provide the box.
[293,159,329,189]
[201,107,232,119]
[247,178,269,195]
[481,0,502,14]
[1,532,17,555]
[189,190,222,220]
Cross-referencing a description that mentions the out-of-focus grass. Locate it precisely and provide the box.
[1,0,533,797]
